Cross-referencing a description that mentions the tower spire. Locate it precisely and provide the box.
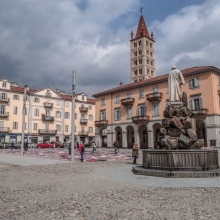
[135,15,150,39]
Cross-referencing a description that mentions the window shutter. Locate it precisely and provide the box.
[189,79,192,88]
[157,104,160,115]
[114,110,116,120]
[103,111,106,120]
[197,78,200,87]
[144,106,146,115]
[199,97,203,109]
[119,109,122,119]
[195,78,199,87]
[189,99,193,110]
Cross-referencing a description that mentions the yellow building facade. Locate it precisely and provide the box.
[0,80,95,144]
[93,15,220,149]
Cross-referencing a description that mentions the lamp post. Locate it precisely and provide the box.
[71,70,76,162]
[21,85,28,155]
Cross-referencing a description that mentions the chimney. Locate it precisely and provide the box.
[56,89,60,93]
[151,31,154,40]
[131,30,134,40]
[119,82,123,86]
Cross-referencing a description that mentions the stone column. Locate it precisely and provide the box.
[122,132,128,148]
[148,130,154,149]
[95,133,101,148]
[107,132,114,148]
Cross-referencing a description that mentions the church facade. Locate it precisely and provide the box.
[93,15,220,149]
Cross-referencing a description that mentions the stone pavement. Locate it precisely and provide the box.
[95,163,220,188]
[0,153,70,166]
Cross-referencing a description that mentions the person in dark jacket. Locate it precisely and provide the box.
[24,141,28,151]
[132,142,139,164]
[113,141,118,154]
[11,142,14,150]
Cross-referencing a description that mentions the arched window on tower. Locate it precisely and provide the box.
[139,69,142,74]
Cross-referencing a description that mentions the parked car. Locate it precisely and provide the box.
[0,142,11,149]
[36,143,54,148]
[50,142,64,148]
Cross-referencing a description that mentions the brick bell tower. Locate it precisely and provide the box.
[130,15,156,83]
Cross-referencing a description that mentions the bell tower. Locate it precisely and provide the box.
[130,15,156,83]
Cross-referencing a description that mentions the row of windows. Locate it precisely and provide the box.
[10,122,94,133]
[133,50,153,57]
[133,40,153,48]
[101,87,159,105]
[133,69,154,76]
[100,103,160,121]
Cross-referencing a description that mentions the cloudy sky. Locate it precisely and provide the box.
[0,0,220,97]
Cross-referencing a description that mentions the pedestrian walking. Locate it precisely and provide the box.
[10,142,14,150]
[24,141,28,151]
[79,142,85,162]
[113,141,118,154]
[132,142,139,164]
[91,141,96,153]
[68,141,71,155]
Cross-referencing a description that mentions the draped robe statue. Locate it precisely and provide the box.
[168,66,185,102]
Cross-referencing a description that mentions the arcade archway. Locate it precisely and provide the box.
[153,123,162,149]
[196,119,207,146]
[126,125,134,148]
[138,124,148,149]
[115,126,122,148]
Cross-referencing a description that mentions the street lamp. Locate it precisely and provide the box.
[71,70,76,162]
[21,85,28,155]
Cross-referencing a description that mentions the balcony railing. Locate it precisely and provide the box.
[146,92,162,102]
[0,97,10,103]
[132,115,150,124]
[0,112,9,118]
[80,119,88,124]
[95,120,108,127]
[0,127,10,133]
[191,108,208,117]
[78,131,89,136]
[79,107,88,113]
[121,98,134,106]
[43,102,53,108]
[38,129,57,135]
[41,114,54,122]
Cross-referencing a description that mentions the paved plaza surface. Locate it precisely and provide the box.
[1,149,220,219]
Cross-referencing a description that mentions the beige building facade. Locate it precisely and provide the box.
[93,15,220,149]
[0,79,95,144]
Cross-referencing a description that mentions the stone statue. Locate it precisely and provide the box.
[168,66,185,102]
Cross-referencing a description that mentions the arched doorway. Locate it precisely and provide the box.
[127,125,134,148]
[138,124,148,149]
[115,126,122,148]
[100,128,107,147]
[196,119,207,146]
[153,123,162,149]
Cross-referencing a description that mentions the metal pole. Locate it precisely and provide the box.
[21,85,27,155]
[71,70,76,162]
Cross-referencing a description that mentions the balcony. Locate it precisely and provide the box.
[146,92,162,102]
[0,112,9,118]
[132,115,150,124]
[95,120,108,127]
[43,102,53,108]
[191,108,208,117]
[0,127,10,133]
[78,131,89,136]
[0,97,10,104]
[41,114,54,122]
[80,119,88,124]
[79,107,88,113]
[38,129,57,135]
[121,98,134,106]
